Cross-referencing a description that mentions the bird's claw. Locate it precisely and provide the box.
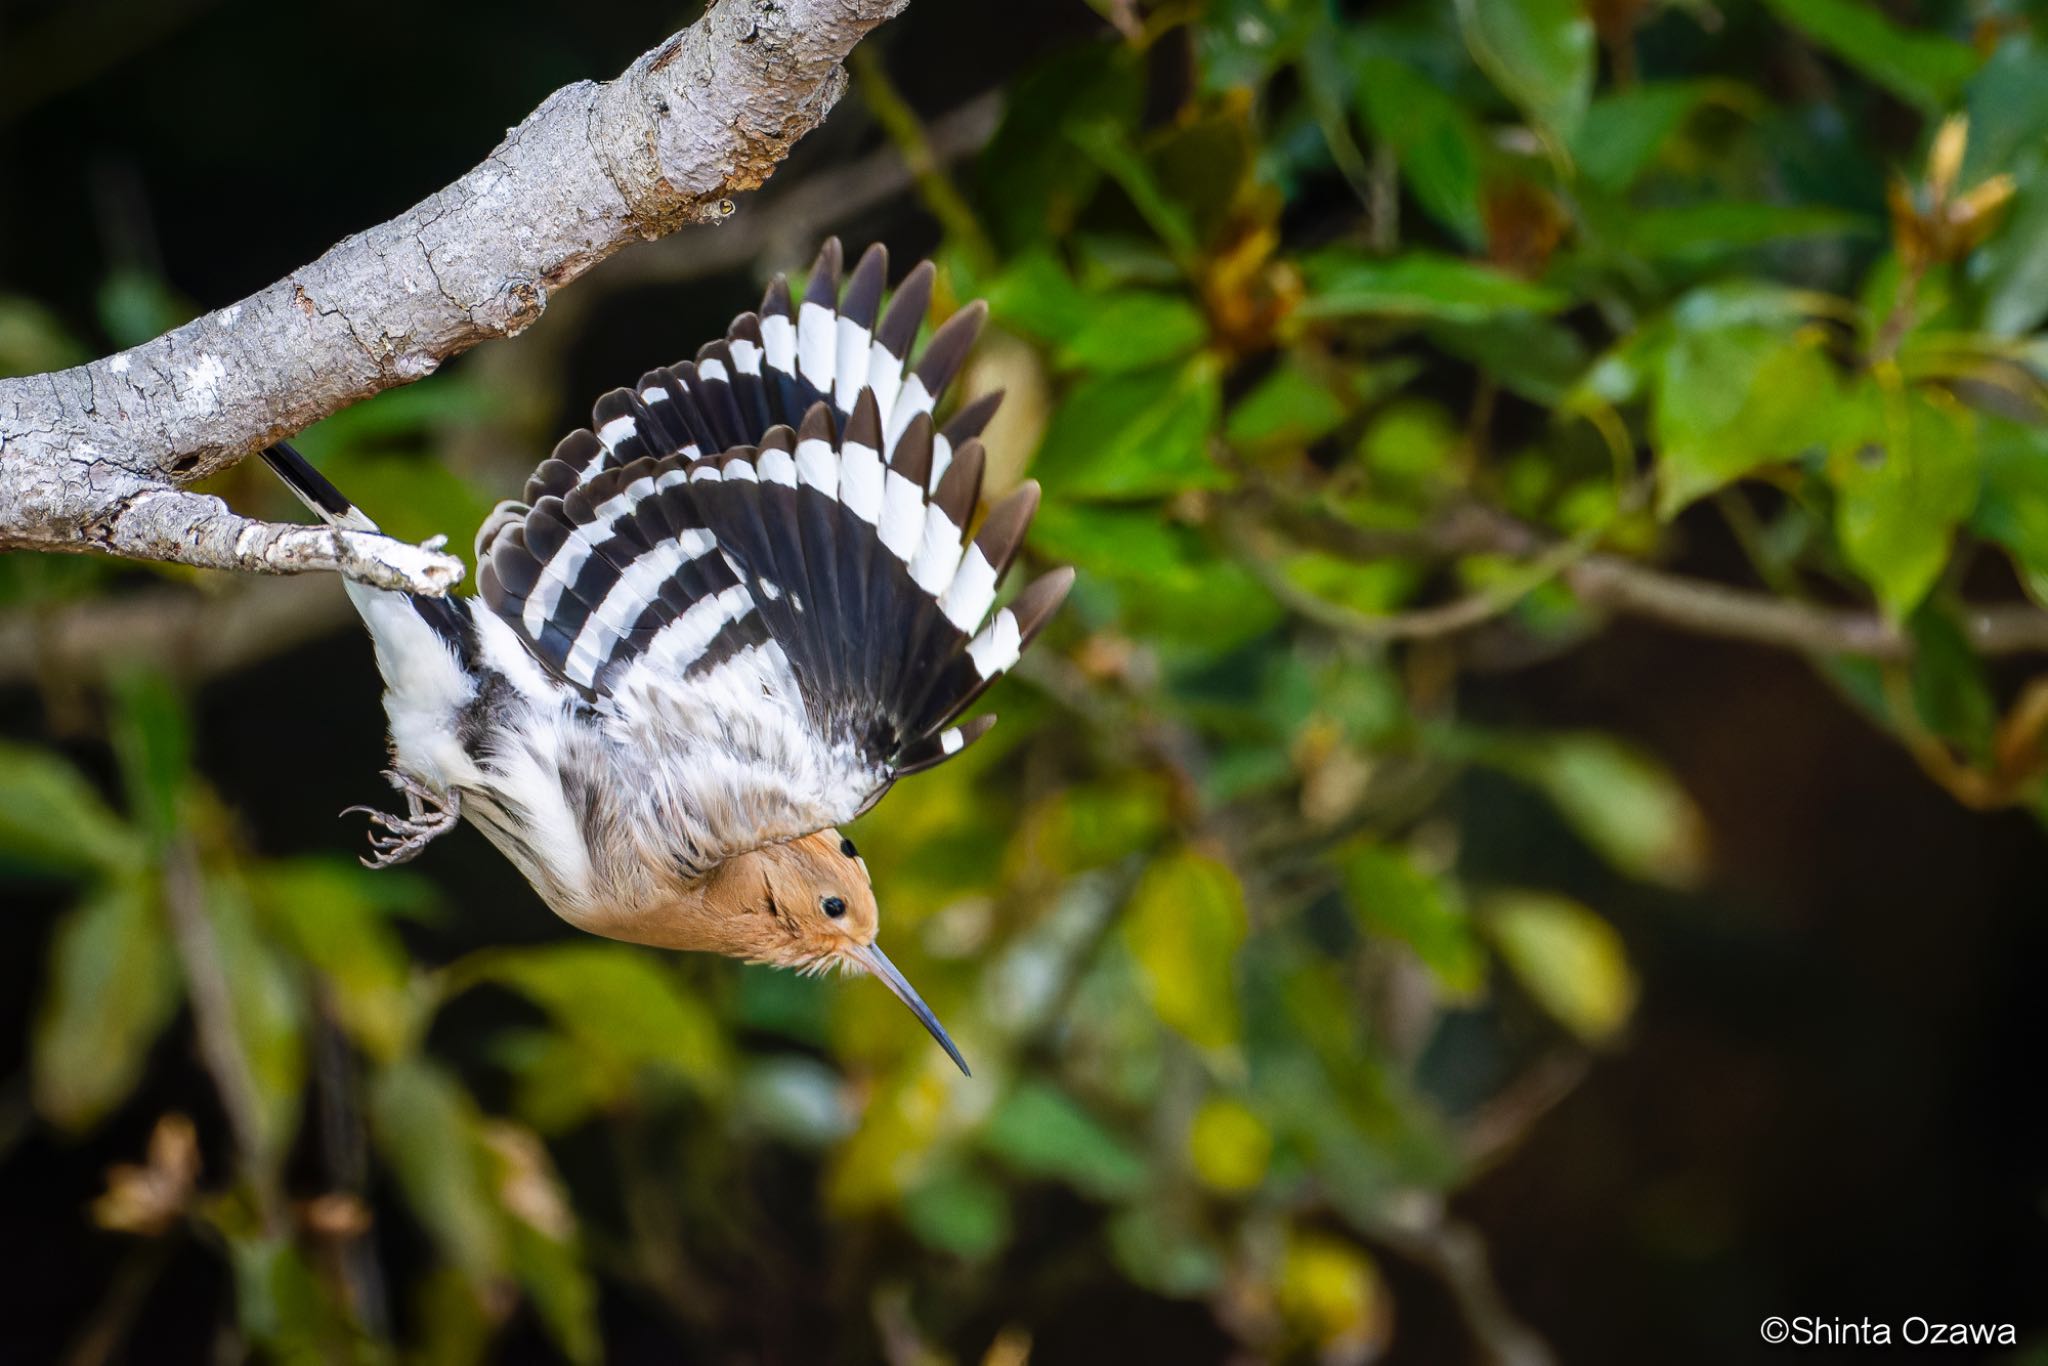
[342,770,460,868]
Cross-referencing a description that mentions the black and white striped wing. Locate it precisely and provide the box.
[473,242,1068,863]
[473,239,1000,567]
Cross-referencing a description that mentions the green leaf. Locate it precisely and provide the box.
[1621,202,1869,262]
[984,1080,1148,1199]
[1652,324,1837,515]
[1197,0,1320,90]
[1763,0,1977,112]
[1122,848,1248,1055]
[1355,56,1486,241]
[1456,0,1594,145]
[1069,121,1201,262]
[1226,358,1350,447]
[1485,891,1637,1044]
[1970,172,2048,339]
[0,295,87,376]
[466,943,727,1095]
[1108,1203,1226,1296]
[1971,419,2048,602]
[736,1055,857,1148]
[1360,398,1462,484]
[485,1122,599,1366]
[225,1236,360,1360]
[1188,1096,1272,1194]
[1961,37,2048,184]
[979,45,1143,253]
[1428,314,1589,406]
[984,249,1096,344]
[0,742,139,877]
[108,669,189,848]
[1033,356,1224,500]
[1061,292,1209,373]
[1571,81,1711,191]
[32,881,181,1131]
[1458,730,1708,887]
[903,1164,1013,1260]
[1343,845,1483,991]
[1905,609,1996,757]
[209,883,307,1164]
[96,268,192,350]
[371,1057,508,1285]
[259,860,427,1063]
[1829,386,1981,619]
[1299,250,1568,323]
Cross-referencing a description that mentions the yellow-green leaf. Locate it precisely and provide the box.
[1829,385,1981,620]
[32,881,180,1131]
[1343,845,1484,992]
[0,743,140,878]
[1122,848,1248,1054]
[1456,0,1594,145]
[1464,731,1709,888]
[371,1057,507,1286]
[1188,1096,1271,1193]
[466,943,728,1096]
[1485,892,1638,1044]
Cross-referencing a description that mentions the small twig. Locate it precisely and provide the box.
[0,573,351,688]
[1264,496,2048,660]
[1367,1203,1555,1366]
[161,837,282,1232]
[1232,507,1602,643]
[59,1239,175,1366]
[311,995,389,1337]
[850,48,999,273]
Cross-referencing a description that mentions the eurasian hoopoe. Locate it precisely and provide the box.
[263,241,1071,1074]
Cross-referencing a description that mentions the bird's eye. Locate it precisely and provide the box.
[840,837,858,858]
[822,895,847,918]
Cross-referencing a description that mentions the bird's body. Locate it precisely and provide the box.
[267,242,1069,1070]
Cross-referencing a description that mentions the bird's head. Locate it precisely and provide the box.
[714,829,968,1075]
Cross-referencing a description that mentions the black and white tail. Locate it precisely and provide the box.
[262,442,378,533]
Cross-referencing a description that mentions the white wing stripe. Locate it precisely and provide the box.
[885,374,935,448]
[795,437,837,494]
[647,584,756,674]
[835,316,872,410]
[522,542,589,639]
[868,340,906,430]
[760,312,796,373]
[939,545,997,632]
[840,441,884,525]
[910,507,965,594]
[758,447,799,488]
[966,608,1022,678]
[878,469,924,561]
[797,300,836,389]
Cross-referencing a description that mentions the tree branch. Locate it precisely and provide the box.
[1266,498,2048,660]
[0,0,908,593]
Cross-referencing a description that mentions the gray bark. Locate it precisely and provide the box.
[0,0,908,593]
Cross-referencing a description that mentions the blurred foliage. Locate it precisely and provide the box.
[5,0,2048,1361]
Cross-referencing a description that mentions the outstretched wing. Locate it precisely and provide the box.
[472,239,1000,566]
[473,241,1069,866]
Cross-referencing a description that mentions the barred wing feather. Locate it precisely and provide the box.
[473,241,1069,863]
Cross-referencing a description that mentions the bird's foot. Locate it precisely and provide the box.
[342,771,460,869]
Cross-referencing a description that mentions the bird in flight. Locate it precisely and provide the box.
[263,241,1070,1074]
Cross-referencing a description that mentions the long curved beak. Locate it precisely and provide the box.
[845,941,970,1077]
